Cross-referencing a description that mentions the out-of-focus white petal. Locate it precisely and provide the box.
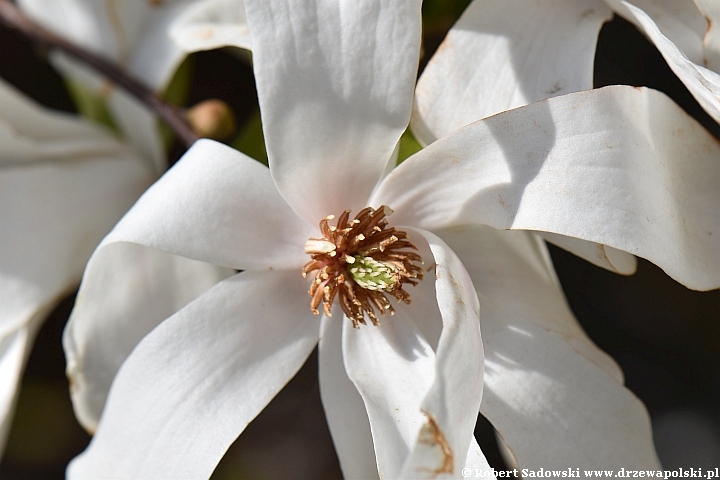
[18,0,193,89]
[245,0,422,224]
[412,0,611,145]
[399,229,483,479]
[100,139,314,272]
[438,224,659,469]
[318,311,378,480]
[0,132,154,338]
[604,0,707,65]
[374,86,720,290]
[605,1,720,124]
[170,0,251,52]
[67,270,319,479]
[64,245,231,432]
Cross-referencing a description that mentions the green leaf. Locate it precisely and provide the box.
[231,109,268,165]
[397,128,423,164]
[64,79,117,132]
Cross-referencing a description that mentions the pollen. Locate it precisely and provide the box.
[302,205,424,328]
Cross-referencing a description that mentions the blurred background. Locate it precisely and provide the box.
[0,0,718,477]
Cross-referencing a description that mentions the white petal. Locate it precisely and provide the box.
[170,0,251,52]
[64,244,231,431]
[67,270,319,479]
[606,1,720,125]
[412,0,611,145]
[439,224,660,469]
[18,0,191,89]
[399,229,483,479]
[603,0,707,65]
[245,0,422,224]
[101,139,314,271]
[342,307,434,479]
[464,440,496,480]
[0,136,154,339]
[538,232,637,276]
[318,310,378,480]
[374,86,720,290]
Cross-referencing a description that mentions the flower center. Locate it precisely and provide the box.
[302,205,423,328]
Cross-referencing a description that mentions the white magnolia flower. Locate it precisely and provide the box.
[63,0,720,478]
[16,0,249,172]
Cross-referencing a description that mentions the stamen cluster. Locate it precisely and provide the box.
[302,205,424,328]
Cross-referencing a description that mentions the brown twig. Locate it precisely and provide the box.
[0,0,199,148]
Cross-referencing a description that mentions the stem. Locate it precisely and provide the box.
[0,0,199,147]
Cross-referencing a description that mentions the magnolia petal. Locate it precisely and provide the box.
[607,1,720,125]
[64,244,231,431]
[245,0,422,224]
[538,232,637,276]
[170,0,251,52]
[100,139,314,271]
[18,0,191,89]
[436,223,659,469]
[374,86,720,290]
[465,440,496,479]
[696,0,720,72]
[0,144,154,339]
[603,0,707,65]
[67,270,319,479]
[412,0,611,145]
[342,307,434,479]
[318,311,378,480]
[398,229,483,479]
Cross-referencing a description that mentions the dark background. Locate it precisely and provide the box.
[0,1,718,477]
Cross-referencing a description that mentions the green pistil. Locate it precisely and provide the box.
[347,255,400,292]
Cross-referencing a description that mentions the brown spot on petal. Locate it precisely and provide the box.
[416,412,454,477]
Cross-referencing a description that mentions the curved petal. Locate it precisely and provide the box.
[245,0,422,224]
[438,224,660,469]
[342,230,484,479]
[373,86,720,290]
[412,0,611,145]
[342,306,434,479]
[538,232,637,276]
[67,270,320,479]
[318,310,378,480]
[170,0,251,52]
[603,0,707,65]
[64,244,231,431]
[399,229,484,479]
[100,139,314,271]
[606,1,720,125]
